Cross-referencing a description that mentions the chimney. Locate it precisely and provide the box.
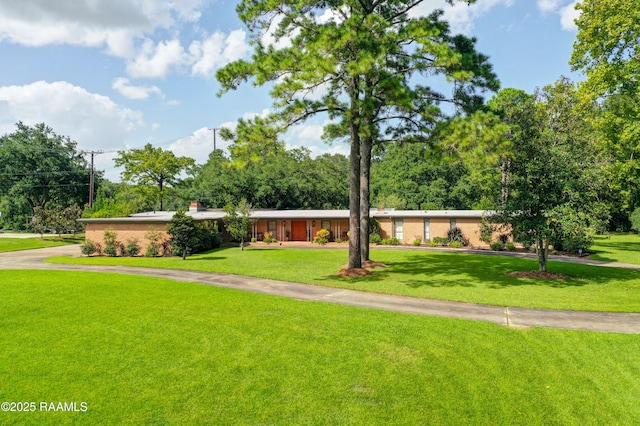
[189,201,206,213]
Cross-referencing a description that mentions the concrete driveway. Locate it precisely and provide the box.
[1,244,639,334]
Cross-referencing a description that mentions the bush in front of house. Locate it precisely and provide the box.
[433,236,448,246]
[490,240,505,251]
[103,228,120,257]
[124,238,141,256]
[313,229,330,245]
[369,233,381,244]
[263,231,277,244]
[447,227,469,247]
[80,239,97,256]
[381,237,400,245]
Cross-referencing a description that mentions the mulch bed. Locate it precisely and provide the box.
[337,260,388,277]
[507,270,577,280]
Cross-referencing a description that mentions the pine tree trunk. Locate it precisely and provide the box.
[348,79,362,269]
[360,135,372,263]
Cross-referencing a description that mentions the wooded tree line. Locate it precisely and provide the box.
[0,0,637,270]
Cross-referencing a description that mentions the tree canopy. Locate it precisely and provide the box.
[0,122,89,229]
[217,0,498,268]
[114,143,195,211]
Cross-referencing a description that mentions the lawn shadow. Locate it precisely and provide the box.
[589,240,640,263]
[320,251,640,290]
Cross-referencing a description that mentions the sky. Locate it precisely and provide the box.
[0,0,583,181]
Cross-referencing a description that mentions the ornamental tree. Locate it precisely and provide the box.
[167,209,197,260]
[217,0,498,268]
[114,143,195,211]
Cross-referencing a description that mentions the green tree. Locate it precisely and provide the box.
[219,116,285,169]
[483,84,607,271]
[167,210,197,260]
[217,0,498,268]
[570,0,640,223]
[223,199,253,251]
[83,181,155,218]
[0,122,89,229]
[114,143,195,211]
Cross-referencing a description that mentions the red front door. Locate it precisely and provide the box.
[291,220,307,241]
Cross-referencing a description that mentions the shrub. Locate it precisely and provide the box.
[103,245,118,257]
[313,229,330,245]
[381,237,400,245]
[428,241,437,247]
[447,227,469,246]
[80,240,96,256]
[631,208,640,232]
[251,237,257,243]
[145,243,159,258]
[103,228,120,257]
[490,240,505,251]
[369,233,381,244]
[124,238,141,257]
[413,237,422,246]
[433,236,448,246]
[450,241,462,248]
[335,237,343,244]
[145,228,163,255]
[505,242,516,251]
[192,220,222,253]
[479,217,494,244]
[263,231,277,244]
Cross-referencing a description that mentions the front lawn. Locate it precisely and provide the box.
[48,247,640,312]
[590,233,640,264]
[1,270,638,425]
[0,236,81,253]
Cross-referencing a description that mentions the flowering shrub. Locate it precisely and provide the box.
[313,229,330,245]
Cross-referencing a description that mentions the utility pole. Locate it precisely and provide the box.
[82,150,103,209]
[208,127,219,151]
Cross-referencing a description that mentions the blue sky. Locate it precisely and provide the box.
[0,0,582,181]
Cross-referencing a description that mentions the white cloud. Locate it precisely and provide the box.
[536,0,564,13]
[189,29,251,77]
[112,77,163,100]
[126,38,188,78]
[168,127,229,163]
[536,0,580,31]
[0,0,207,55]
[0,80,144,152]
[408,0,513,35]
[559,1,580,31]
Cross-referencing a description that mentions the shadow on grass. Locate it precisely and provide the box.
[589,239,640,263]
[320,251,640,290]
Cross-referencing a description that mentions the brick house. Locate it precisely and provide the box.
[78,201,495,251]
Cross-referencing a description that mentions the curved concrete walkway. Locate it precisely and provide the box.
[1,244,639,334]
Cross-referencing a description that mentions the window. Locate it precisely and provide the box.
[268,220,277,239]
[393,219,404,240]
[424,219,430,241]
[449,218,457,230]
[321,220,331,231]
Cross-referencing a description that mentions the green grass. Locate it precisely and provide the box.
[1,270,639,425]
[49,247,640,312]
[590,233,640,264]
[0,236,82,253]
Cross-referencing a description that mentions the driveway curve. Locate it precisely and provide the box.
[1,245,639,334]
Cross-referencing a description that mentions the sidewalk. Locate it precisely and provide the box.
[1,244,639,334]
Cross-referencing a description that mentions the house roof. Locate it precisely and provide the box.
[78,208,490,224]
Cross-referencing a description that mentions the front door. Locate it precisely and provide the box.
[291,220,307,241]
